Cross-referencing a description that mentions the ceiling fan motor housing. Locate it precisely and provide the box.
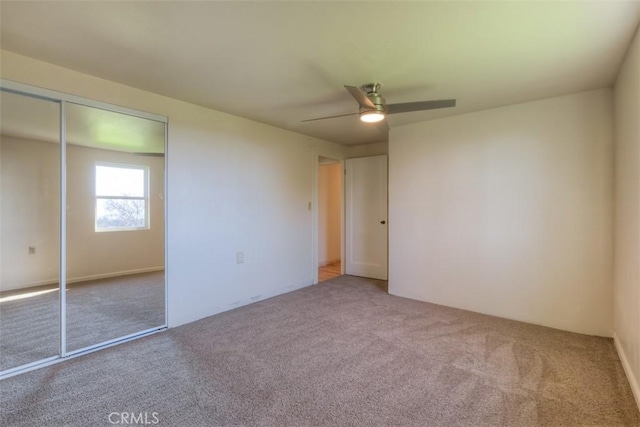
[362,82,386,113]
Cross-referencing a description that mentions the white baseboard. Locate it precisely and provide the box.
[614,332,640,411]
[1,267,165,292]
[169,279,312,328]
[66,267,164,285]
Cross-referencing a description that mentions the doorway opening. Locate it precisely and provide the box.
[317,156,343,283]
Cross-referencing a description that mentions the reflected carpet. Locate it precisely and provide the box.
[0,272,165,371]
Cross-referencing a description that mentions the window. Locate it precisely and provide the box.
[95,163,149,231]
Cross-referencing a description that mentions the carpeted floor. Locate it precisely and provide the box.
[1,275,639,426]
[0,272,165,371]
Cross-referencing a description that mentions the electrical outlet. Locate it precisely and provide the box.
[28,246,36,255]
[236,252,244,264]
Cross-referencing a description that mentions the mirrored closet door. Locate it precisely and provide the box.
[0,91,61,372]
[0,82,167,376]
[65,103,166,353]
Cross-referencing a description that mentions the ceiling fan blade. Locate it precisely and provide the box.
[387,99,456,114]
[302,112,359,122]
[344,85,375,109]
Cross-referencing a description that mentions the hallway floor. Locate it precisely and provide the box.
[318,261,341,282]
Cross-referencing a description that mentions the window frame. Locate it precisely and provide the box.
[94,161,150,232]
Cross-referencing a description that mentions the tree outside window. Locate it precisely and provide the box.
[95,163,149,231]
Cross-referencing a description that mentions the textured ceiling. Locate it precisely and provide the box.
[1,1,639,146]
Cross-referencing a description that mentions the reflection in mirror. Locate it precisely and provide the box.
[65,103,165,352]
[0,91,60,371]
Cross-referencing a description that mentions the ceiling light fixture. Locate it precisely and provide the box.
[360,110,385,123]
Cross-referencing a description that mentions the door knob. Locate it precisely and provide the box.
[380,220,386,224]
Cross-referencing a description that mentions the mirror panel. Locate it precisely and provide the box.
[65,102,165,352]
[0,91,61,371]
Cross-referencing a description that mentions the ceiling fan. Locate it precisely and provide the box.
[302,83,456,124]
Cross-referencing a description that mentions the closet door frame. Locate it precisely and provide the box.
[0,79,169,379]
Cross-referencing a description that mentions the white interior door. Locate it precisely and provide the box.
[345,155,388,280]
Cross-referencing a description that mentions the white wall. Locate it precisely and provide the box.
[389,89,614,336]
[613,26,640,406]
[0,50,347,326]
[318,162,341,265]
[0,136,165,291]
[349,141,388,158]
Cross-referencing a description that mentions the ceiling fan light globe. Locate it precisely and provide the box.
[360,111,385,123]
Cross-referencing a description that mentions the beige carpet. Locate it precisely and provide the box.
[1,275,638,426]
